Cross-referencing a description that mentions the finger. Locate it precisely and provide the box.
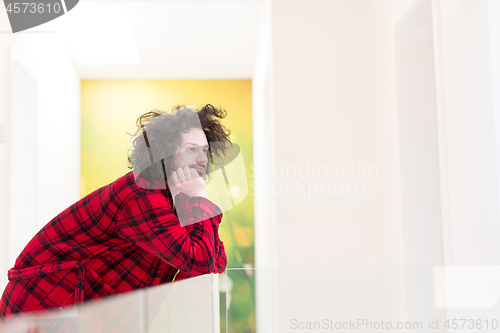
[177,167,187,182]
[183,166,193,180]
[190,167,200,178]
[170,171,180,186]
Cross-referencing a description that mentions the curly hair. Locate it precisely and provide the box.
[127,104,232,184]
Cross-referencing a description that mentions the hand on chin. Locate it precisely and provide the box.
[167,179,180,197]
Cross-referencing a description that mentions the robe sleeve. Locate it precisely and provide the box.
[174,192,227,274]
[213,240,227,274]
[116,192,225,276]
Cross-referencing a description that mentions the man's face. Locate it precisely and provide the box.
[171,127,209,177]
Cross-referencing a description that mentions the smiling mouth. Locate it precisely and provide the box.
[193,167,205,173]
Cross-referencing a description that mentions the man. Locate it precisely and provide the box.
[0,104,230,317]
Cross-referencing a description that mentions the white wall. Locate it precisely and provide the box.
[394,1,448,326]
[396,0,444,267]
[492,1,500,224]
[269,0,415,329]
[0,6,11,297]
[437,0,500,266]
[270,0,414,270]
[9,51,39,269]
[263,0,500,330]
[252,1,277,332]
[0,9,81,292]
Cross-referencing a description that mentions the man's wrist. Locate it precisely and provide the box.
[191,190,207,198]
[170,187,180,197]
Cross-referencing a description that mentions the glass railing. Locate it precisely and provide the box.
[224,267,500,333]
[0,273,220,333]
[3,267,500,332]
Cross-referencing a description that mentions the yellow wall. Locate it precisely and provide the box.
[81,79,254,332]
[81,80,252,196]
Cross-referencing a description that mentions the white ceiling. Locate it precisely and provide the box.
[38,0,264,79]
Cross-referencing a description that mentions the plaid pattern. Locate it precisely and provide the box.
[0,171,226,317]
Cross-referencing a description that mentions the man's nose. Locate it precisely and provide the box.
[197,150,208,165]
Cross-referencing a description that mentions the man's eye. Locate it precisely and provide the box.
[188,147,195,151]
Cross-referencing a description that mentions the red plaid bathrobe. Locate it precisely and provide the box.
[0,171,226,317]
